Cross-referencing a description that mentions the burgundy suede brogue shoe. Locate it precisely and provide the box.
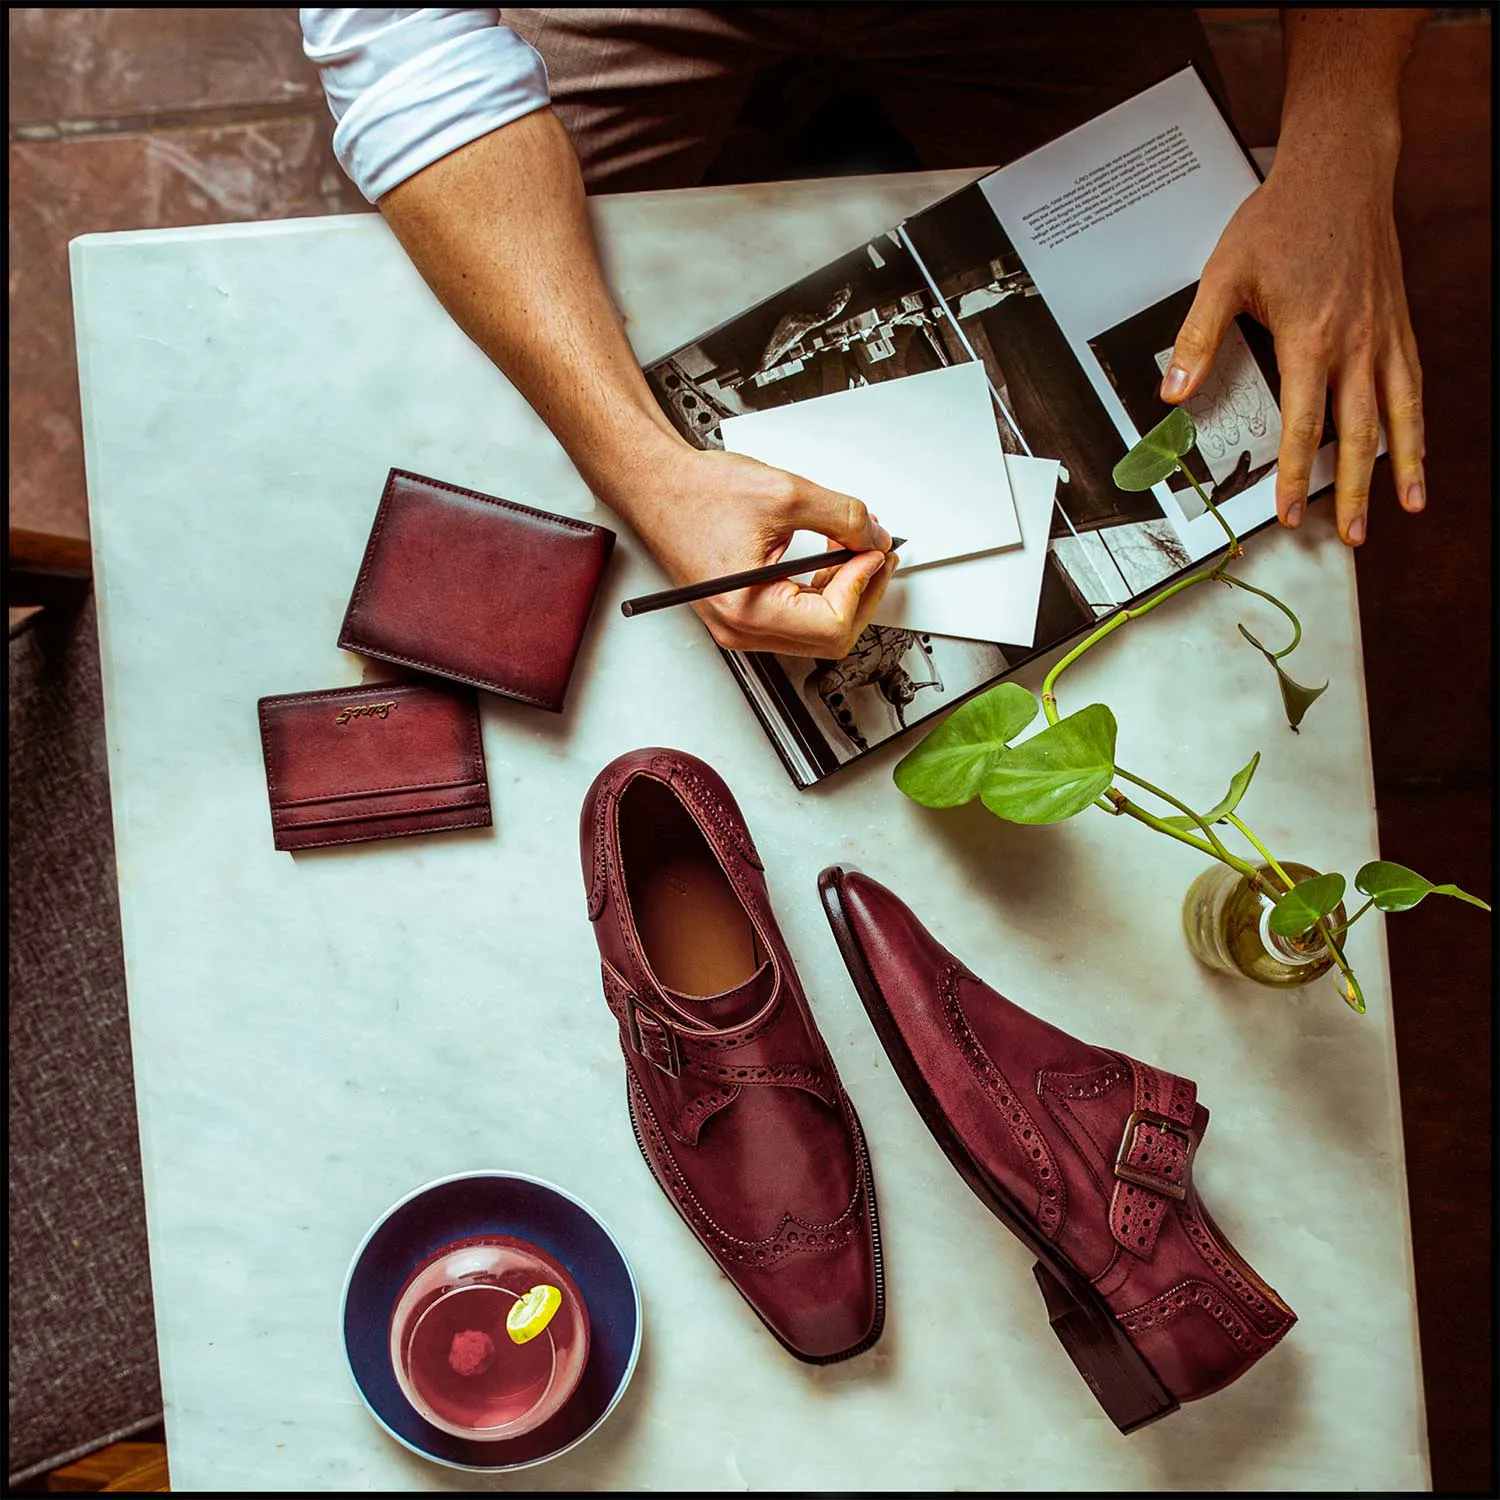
[819,865,1295,1430]
[580,749,883,1363]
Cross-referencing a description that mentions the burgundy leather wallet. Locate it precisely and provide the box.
[257,679,491,851]
[338,469,615,713]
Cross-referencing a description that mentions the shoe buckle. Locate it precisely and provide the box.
[624,993,681,1077]
[1114,1109,1197,1201]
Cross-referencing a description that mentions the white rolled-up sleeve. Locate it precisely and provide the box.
[300,9,550,203]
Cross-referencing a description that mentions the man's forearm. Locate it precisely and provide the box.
[377,108,680,509]
[372,108,895,657]
[1277,9,1425,172]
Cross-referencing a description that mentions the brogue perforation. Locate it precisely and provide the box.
[940,961,1064,1237]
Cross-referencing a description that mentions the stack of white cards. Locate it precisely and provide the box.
[720,360,1059,647]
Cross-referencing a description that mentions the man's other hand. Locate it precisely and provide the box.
[1159,8,1427,549]
[1161,152,1423,547]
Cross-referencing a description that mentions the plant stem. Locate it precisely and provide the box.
[1041,567,1220,725]
[1223,813,1296,894]
[1328,896,1375,936]
[1110,794,1219,858]
[1181,466,1241,554]
[1040,459,1247,727]
[1032,475,1266,878]
[1314,921,1363,1013]
[1114,766,1237,864]
[1220,571,1304,657]
[1105,787,1267,878]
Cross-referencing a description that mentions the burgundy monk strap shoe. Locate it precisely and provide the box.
[819,865,1295,1430]
[580,748,884,1363]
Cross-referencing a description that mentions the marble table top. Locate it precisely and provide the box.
[72,170,1428,1491]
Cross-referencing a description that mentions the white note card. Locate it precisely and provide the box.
[872,455,1060,645]
[719,361,1021,571]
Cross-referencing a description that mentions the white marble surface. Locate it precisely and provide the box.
[72,171,1428,1491]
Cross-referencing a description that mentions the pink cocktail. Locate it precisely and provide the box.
[389,1235,589,1440]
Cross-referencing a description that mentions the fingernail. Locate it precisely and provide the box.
[1347,514,1365,545]
[1285,501,1303,528]
[1159,365,1190,401]
[1406,481,1425,512]
[873,523,892,551]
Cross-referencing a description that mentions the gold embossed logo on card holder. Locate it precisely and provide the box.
[334,701,397,725]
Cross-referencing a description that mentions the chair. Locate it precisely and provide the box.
[7,538,164,1487]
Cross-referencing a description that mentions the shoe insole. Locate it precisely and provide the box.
[620,779,762,998]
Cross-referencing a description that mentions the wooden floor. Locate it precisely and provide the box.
[8,8,1491,1494]
[11,1433,168,1494]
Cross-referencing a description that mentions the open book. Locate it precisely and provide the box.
[644,65,1338,788]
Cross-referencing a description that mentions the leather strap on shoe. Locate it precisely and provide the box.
[1108,1056,1200,1260]
[601,961,835,1144]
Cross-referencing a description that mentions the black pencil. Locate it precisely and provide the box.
[620,538,906,618]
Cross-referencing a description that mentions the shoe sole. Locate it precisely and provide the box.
[818,864,1178,1432]
[624,1076,887,1367]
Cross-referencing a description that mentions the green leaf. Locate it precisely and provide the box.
[1112,408,1198,491]
[1237,624,1328,730]
[979,703,1117,825]
[1268,872,1347,937]
[893,682,1038,808]
[1162,751,1261,833]
[1354,860,1493,914]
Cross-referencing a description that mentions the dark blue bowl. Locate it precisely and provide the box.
[341,1171,642,1472]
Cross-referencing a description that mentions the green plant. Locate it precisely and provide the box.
[893,408,1489,1013]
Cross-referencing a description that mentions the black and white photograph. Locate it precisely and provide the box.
[648,181,1170,545]
[1088,290,1339,527]
[900,184,1204,601]
[646,227,968,444]
[738,626,985,784]
[741,539,1109,782]
[898,182,1159,539]
[1088,284,1289,517]
[642,197,1120,780]
[641,182,1215,779]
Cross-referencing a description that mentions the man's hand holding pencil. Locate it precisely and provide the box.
[614,443,899,659]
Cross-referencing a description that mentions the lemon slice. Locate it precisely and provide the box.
[506,1283,562,1344]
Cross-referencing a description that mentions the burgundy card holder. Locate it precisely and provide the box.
[257,680,491,852]
[337,469,616,713]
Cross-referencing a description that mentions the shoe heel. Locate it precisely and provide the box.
[1032,1261,1179,1434]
